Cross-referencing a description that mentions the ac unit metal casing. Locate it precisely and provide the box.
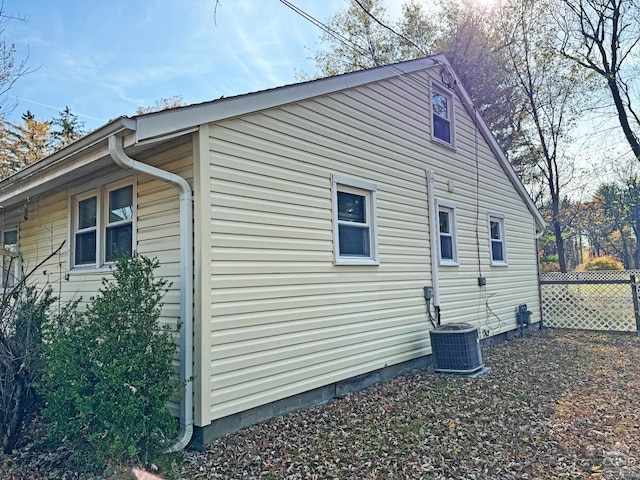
[429,323,484,374]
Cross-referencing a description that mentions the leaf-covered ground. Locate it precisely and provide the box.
[3,328,640,479]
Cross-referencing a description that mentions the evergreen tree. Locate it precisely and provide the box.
[2,111,53,174]
[52,106,85,149]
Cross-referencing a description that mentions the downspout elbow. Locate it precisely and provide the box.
[108,136,192,198]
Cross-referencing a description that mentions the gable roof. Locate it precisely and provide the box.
[0,54,544,230]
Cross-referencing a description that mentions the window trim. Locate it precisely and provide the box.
[488,214,508,266]
[74,190,99,267]
[69,176,136,272]
[104,183,134,263]
[430,82,456,148]
[437,200,459,266]
[332,174,379,266]
[0,227,19,292]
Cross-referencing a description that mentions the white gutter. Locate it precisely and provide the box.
[108,135,194,452]
[426,170,440,309]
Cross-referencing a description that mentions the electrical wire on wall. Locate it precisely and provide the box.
[424,286,438,328]
[471,105,510,335]
[484,291,506,333]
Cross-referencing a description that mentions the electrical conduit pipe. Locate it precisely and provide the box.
[108,135,194,452]
[426,170,440,322]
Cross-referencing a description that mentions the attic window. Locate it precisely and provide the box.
[431,85,455,146]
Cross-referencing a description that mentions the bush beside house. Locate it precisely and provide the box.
[36,253,179,470]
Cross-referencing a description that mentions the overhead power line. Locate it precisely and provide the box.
[350,0,427,56]
[279,0,371,60]
[278,0,452,95]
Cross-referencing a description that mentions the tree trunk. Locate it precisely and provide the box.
[620,229,632,269]
[607,77,640,163]
[553,219,567,272]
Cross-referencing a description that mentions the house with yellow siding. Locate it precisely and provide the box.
[0,55,544,449]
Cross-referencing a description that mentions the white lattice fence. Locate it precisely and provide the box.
[540,271,640,331]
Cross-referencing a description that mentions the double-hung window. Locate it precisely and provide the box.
[437,202,458,266]
[72,181,134,269]
[489,215,507,265]
[105,185,134,262]
[75,194,98,265]
[431,85,455,146]
[1,228,19,290]
[332,175,378,265]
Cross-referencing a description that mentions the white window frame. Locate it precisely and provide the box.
[104,182,135,263]
[332,174,379,265]
[0,227,19,292]
[488,214,508,266]
[431,82,455,148]
[437,200,459,266]
[69,176,136,271]
[74,190,99,267]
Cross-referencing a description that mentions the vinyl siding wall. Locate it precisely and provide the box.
[203,70,540,424]
[9,140,192,348]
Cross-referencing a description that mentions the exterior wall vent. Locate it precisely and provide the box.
[429,323,484,374]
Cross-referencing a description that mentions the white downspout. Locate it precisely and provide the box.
[426,170,440,312]
[108,135,194,452]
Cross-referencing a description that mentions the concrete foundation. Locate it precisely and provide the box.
[190,323,539,450]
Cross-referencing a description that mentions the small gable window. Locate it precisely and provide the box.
[332,174,379,265]
[431,86,454,146]
[489,215,507,265]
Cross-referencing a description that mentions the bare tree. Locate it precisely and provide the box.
[557,0,640,162]
[0,7,29,122]
[503,0,591,272]
[0,242,67,454]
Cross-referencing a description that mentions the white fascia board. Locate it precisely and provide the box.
[0,117,136,205]
[135,57,442,142]
[0,145,111,204]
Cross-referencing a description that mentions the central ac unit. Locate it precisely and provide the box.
[429,323,484,374]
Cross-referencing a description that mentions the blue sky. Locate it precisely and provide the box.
[2,0,404,131]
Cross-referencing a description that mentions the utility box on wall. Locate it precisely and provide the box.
[429,323,484,374]
[517,304,531,326]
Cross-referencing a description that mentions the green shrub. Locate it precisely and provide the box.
[577,255,624,271]
[39,253,179,469]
